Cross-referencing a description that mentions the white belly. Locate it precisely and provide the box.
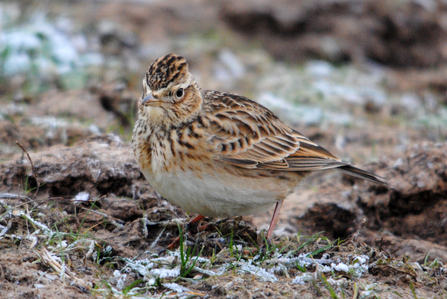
[141,168,280,217]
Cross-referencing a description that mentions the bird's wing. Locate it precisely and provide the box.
[203,91,345,171]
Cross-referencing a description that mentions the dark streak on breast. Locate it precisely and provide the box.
[167,130,176,157]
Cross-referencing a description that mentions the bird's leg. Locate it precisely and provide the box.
[166,214,205,250]
[184,214,205,231]
[266,199,285,239]
[197,217,232,232]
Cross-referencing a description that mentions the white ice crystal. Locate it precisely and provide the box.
[151,267,180,279]
[74,192,89,202]
[292,273,314,285]
[113,270,127,290]
[332,263,349,273]
[238,260,277,282]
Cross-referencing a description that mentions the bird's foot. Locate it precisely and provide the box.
[165,214,206,251]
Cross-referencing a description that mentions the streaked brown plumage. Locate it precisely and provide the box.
[132,53,388,239]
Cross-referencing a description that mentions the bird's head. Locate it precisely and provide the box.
[139,54,202,127]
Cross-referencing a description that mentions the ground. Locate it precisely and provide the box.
[0,1,447,298]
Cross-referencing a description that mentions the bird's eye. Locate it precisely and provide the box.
[176,88,184,99]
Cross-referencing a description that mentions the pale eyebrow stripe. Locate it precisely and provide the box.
[177,73,193,89]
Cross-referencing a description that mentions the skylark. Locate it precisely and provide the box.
[132,54,387,240]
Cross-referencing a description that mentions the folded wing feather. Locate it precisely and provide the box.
[206,91,387,185]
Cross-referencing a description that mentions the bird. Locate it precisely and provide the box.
[132,53,388,242]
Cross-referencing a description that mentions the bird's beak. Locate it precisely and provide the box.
[141,93,162,107]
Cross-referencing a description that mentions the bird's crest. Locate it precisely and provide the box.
[146,54,189,91]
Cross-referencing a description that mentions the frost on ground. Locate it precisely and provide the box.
[2,191,445,298]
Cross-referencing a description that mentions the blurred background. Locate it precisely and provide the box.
[1,0,446,162]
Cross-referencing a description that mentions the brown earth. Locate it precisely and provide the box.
[221,0,447,67]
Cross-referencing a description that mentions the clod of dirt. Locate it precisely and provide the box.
[221,0,447,67]
[0,134,148,199]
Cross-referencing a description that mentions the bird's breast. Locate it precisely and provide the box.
[140,165,286,217]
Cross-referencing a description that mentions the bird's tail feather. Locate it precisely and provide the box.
[337,165,388,186]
